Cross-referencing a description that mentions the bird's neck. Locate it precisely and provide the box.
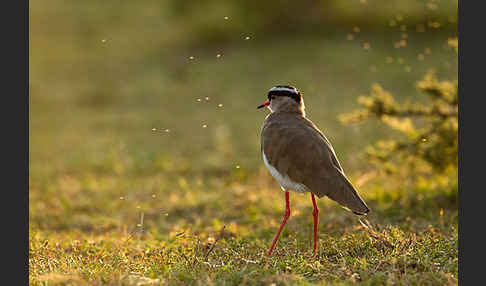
[272,101,306,117]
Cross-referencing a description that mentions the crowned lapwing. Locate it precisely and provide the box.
[258,85,370,256]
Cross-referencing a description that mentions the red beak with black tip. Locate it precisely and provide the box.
[257,100,270,109]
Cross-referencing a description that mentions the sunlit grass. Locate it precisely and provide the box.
[29,179,457,285]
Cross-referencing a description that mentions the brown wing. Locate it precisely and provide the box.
[262,113,370,215]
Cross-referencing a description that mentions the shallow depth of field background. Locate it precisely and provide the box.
[30,1,458,285]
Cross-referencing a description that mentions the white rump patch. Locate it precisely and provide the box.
[263,151,309,193]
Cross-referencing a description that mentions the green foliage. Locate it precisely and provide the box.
[339,43,457,177]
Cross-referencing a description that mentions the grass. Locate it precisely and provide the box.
[30,2,457,284]
[29,181,458,285]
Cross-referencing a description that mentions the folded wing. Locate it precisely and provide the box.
[262,115,370,215]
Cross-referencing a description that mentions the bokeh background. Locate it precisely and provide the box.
[30,0,458,284]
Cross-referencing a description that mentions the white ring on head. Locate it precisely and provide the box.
[269,86,298,94]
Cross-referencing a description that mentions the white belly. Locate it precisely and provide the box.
[262,151,310,193]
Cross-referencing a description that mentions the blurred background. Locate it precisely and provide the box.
[30,0,457,236]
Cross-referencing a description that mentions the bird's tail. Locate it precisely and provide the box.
[326,173,370,215]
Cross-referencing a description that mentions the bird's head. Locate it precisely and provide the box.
[257,85,305,116]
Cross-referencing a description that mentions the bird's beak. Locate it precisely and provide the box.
[257,100,270,109]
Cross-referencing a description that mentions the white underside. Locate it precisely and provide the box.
[262,151,310,193]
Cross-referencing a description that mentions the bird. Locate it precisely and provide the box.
[257,85,370,256]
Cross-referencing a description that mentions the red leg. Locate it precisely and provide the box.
[311,193,319,253]
[267,191,290,256]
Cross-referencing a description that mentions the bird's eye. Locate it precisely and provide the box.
[271,95,276,100]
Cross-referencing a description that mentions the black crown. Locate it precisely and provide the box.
[268,85,302,103]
